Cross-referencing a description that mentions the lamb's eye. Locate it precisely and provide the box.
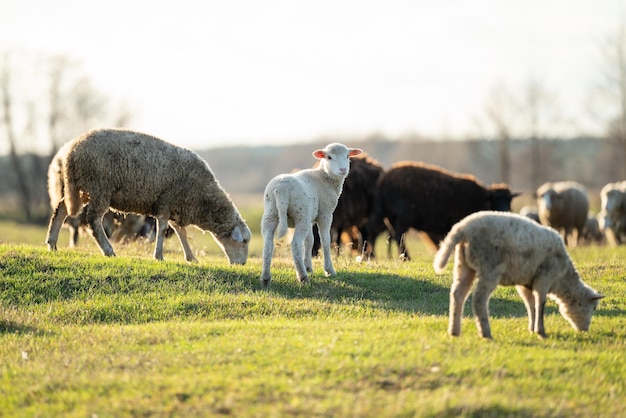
[327,156,332,160]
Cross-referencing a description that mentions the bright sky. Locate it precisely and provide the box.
[0,0,624,151]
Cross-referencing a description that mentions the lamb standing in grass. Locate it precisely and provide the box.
[46,128,251,264]
[260,143,362,287]
[433,211,603,339]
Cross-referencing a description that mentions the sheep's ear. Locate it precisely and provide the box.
[231,226,244,242]
[590,294,605,301]
[313,150,326,159]
[511,191,522,198]
[348,148,363,157]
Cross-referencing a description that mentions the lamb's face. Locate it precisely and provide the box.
[602,189,623,213]
[212,224,251,265]
[313,143,362,178]
[558,289,603,332]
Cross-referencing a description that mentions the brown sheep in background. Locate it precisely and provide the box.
[312,153,384,256]
[536,181,589,247]
[365,161,519,260]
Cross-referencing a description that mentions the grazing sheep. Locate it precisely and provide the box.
[581,215,605,245]
[433,211,603,339]
[536,181,589,247]
[365,161,519,260]
[45,128,251,264]
[260,143,362,287]
[312,153,384,256]
[598,181,626,245]
[47,143,118,246]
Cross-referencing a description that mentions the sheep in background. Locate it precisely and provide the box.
[365,161,519,260]
[519,205,540,223]
[598,181,626,245]
[260,143,362,287]
[46,128,251,264]
[434,211,603,339]
[536,181,589,247]
[581,215,605,245]
[311,153,384,256]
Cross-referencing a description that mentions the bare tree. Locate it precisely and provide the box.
[480,82,518,185]
[594,23,626,179]
[0,54,33,221]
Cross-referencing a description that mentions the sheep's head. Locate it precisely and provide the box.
[313,143,362,178]
[555,286,604,332]
[487,184,520,211]
[212,223,251,265]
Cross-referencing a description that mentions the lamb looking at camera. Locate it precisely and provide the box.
[433,211,603,339]
[45,128,251,264]
[260,143,362,287]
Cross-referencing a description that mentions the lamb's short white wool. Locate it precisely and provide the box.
[434,211,603,339]
[260,143,362,287]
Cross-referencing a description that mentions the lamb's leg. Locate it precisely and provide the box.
[304,226,314,273]
[86,204,115,257]
[449,244,476,336]
[516,285,535,333]
[68,220,79,248]
[260,217,278,288]
[46,199,68,251]
[472,273,499,339]
[291,223,310,283]
[317,218,336,277]
[171,223,197,262]
[152,215,170,261]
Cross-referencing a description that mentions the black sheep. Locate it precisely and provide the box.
[365,161,519,260]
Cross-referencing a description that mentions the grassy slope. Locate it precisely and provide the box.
[0,220,625,417]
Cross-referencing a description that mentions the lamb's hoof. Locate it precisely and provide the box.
[306,266,313,273]
[299,276,310,285]
[46,243,57,251]
[324,269,336,277]
[261,277,271,289]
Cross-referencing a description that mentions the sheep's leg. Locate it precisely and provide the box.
[170,223,197,262]
[68,220,79,248]
[472,275,499,339]
[46,199,68,251]
[449,245,476,336]
[260,217,278,288]
[532,290,548,338]
[304,226,314,273]
[516,285,535,333]
[86,204,115,257]
[152,215,170,261]
[317,219,336,277]
[291,223,310,283]
[394,224,411,261]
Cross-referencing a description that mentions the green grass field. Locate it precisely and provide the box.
[0,215,625,417]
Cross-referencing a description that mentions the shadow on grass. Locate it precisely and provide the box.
[0,320,42,335]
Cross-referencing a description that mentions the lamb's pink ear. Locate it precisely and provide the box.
[348,148,363,157]
[313,149,326,159]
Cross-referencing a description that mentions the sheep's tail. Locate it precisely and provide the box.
[433,223,467,274]
[275,194,289,239]
[63,154,83,217]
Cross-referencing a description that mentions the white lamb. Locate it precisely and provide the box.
[599,181,626,245]
[45,128,251,264]
[433,211,603,339]
[260,143,362,287]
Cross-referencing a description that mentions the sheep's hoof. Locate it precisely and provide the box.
[261,277,271,289]
[324,268,336,277]
[299,276,310,285]
[47,243,57,251]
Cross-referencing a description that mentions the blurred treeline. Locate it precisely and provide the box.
[3,22,626,223]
